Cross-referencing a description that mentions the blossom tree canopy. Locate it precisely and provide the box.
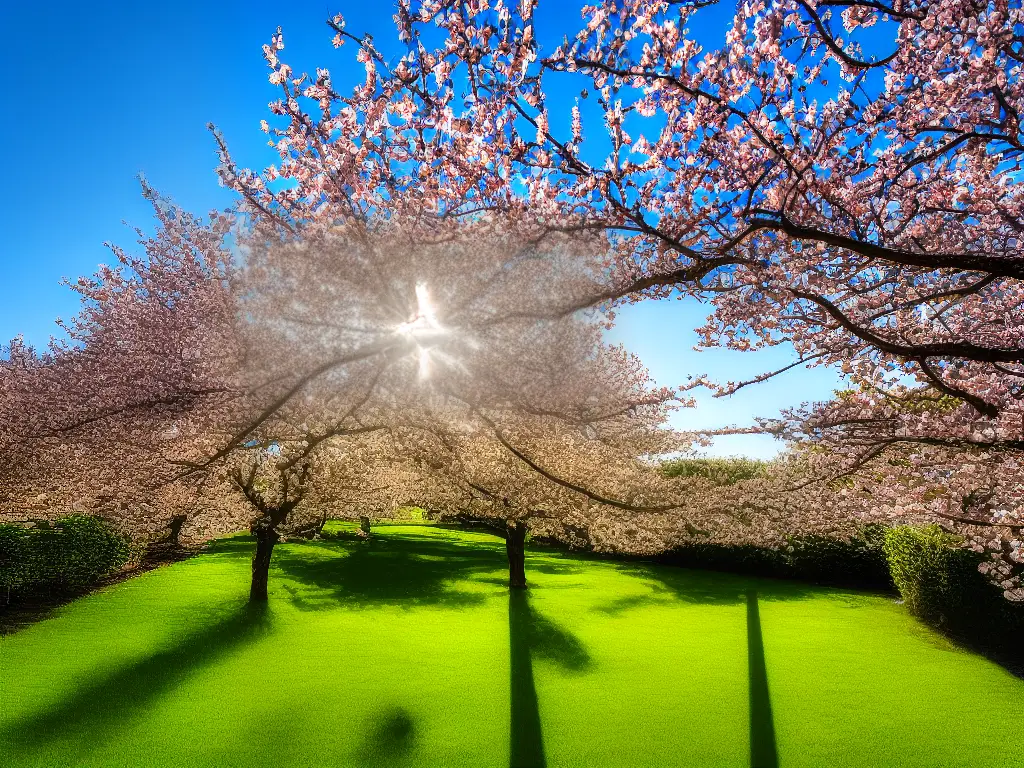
[210,0,1024,597]
[225,219,700,592]
[218,0,1022,404]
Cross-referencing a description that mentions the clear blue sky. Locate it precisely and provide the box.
[0,0,844,458]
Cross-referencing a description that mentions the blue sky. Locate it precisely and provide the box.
[0,0,845,458]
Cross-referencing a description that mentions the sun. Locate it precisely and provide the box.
[396,283,444,379]
[396,283,442,337]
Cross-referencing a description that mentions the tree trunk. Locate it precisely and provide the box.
[165,514,187,547]
[506,522,528,589]
[359,516,372,537]
[250,527,280,602]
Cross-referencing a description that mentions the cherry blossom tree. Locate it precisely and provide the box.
[0,184,244,541]
[217,216,695,591]
[0,338,62,517]
[212,0,1024,596]
[213,406,403,599]
[401,416,685,587]
[384,319,689,587]
[764,389,1024,598]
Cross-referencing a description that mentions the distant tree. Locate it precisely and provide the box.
[0,338,56,515]
[412,421,684,587]
[223,435,402,600]
[0,186,243,542]
[661,457,769,485]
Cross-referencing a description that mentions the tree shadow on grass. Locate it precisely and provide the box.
[591,589,680,616]
[747,591,779,768]
[590,575,781,767]
[509,589,593,768]
[525,605,592,673]
[357,707,417,767]
[600,562,819,611]
[1,601,271,759]
[272,535,497,610]
[272,532,579,611]
[509,590,545,768]
[529,561,588,576]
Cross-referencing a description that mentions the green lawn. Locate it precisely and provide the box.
[1,524,1021,768]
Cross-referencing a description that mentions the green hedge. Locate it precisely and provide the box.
[786,525,892,587]
[0,515,132,602]
[883,525,971,622]
[658,525,893,591]
[883,525,1024,654]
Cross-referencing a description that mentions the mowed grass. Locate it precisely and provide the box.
[1,525,1021,768]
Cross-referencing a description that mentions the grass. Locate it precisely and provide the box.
[1,524,1021,768]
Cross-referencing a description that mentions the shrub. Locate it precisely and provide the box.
[883,525,1024,656]
[883,525,970,622]
[657,525,892,592]
[786,524,892,590]
[0,515,132,602]
[0,524,29,596]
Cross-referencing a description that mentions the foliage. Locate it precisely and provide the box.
[0,516,132,600]
[661,457,769,485]
[883,525,969,620]
[883,525,1024,654]
[0,524,25,594]
[657,524,891,591]
[785,524,891,588]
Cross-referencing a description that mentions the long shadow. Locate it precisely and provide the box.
[747,591,779,768]
[588,558,840,618]
[509,590,546,768]
[508,590,593,768]
[2,601,271,758]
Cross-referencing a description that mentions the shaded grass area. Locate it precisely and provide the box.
[5,601,270,759]
[0,545,198,636]
[1,524,1022,767]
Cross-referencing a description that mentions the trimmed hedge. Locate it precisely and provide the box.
[883,525,973,622]
[786,525,892,588]
[0,515,132,603]
[657,525,893,591]
[883,525,1024,655]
